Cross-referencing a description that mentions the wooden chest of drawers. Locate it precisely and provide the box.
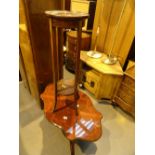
[113,61,135,116]
[66,31,91,72]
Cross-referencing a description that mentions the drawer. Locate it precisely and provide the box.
[117,84,135,105]
[122,75,135,90]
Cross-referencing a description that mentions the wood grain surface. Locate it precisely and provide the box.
[80,50,123,76]
[41,83,103,141]
[91,0,135,66]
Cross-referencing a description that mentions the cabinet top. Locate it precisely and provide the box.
[80,50,123,76]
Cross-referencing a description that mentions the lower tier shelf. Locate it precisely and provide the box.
[40,83,103,141]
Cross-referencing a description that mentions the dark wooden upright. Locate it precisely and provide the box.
[41,10,103,155]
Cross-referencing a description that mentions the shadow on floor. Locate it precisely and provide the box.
[114,106,134,122]
[76,140,97,155]
[75,125,111,155]
[99,126,111,155]
[19,135,29,155]
[39,116,109,155]
[40,117,70,155]
[20,103,43,127]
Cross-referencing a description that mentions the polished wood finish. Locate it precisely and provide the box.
[91,0,135,66]
[41,11,103,155]
[45,10,89,110]
[41,10,103,154]
[41,83,103,141]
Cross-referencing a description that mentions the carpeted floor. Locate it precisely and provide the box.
[19,69,135,155]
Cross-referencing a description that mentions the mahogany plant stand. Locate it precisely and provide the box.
[41,10,103,155]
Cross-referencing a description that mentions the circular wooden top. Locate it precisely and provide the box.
[45,10,89,19]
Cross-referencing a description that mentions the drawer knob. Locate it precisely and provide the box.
[90,81,95,87]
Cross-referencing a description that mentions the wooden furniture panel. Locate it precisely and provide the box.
[80,50,123,100]
[122,75,134,88]
[71,0,89,12]
[117,84,134,105]
[65,0,71,10]
[84,69,122,100]
[19,0,40,103]
[80,50,123,76]
[84,70,101,95]
[21,0,63,95]
[113,61,135,116]
[91,0,135,66]
[71,0,96,30]
[98,74,122,99]
[114,96,134,114]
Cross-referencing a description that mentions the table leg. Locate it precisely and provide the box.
[74,21,82,116]
[70,141,75,155]
[57,27,64,80]
[49,20,58,112]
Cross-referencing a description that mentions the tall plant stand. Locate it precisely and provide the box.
[41,10,103,155]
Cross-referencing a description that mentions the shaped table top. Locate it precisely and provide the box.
[41,83,103,141]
